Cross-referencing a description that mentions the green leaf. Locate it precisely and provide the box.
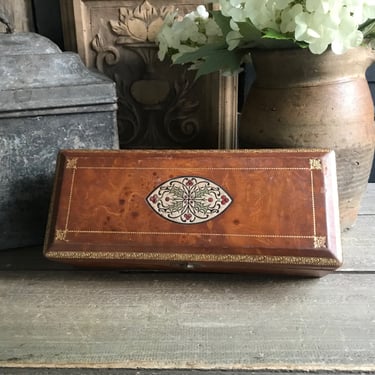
[211,10,233,37]
[262,28,294,40]
[195,187,209,198]
[170,186,184,198]
[169,201,184,213]
[174,42,227,65]
[237,21,262,44]
[173,42,246,80]
[194,201,208,214]
[194,48,244,79]
[211,13,262,48]
[260,28,307,49]
[360,19,375,39]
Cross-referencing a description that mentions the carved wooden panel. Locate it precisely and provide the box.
[60,0,238,149]
[0,0,34,32]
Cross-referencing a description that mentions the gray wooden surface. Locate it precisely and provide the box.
[0,184,374,374]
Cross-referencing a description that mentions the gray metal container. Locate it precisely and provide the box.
[0,31,119,249]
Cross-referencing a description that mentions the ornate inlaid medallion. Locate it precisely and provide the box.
[147,176,232,224]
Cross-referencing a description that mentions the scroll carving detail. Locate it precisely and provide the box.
[89,1,203,148]
[60,0,238,149]
[91,33,120,72]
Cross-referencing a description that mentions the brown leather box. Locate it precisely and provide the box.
[44,149,342,276]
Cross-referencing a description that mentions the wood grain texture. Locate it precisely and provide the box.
[0,271,375,370]
[340,215,375,271]
[0,371,371,375]
[359,183,375,214]
[339,184,375,271]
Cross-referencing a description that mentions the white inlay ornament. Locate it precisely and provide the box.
[147,176,232,224]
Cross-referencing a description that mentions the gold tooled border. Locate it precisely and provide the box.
[56,157,326,248]
[45,251,341,268]
[43,153,63,256]
[57,148,331,154]
[45,152,340,268]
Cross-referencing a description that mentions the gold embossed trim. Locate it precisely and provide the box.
[55,229,68,241]
[55,229,319,239]
[66,158,78,169]
[61,149,330,155]
[54,154,328,250]
[45,251,341,267]
[310,158,322,170]
[75,167,313,172]
[314,236,327,249]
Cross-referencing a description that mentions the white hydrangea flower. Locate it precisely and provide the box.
[185,4,210,20]
[243,0,279,31]
[205,19,224,38]
[156,5,225,62]
[292,0,369,54]
[306,0,328,13]
[280,4,304,33]
[156,0,375,75]
[229,19,240,31]
[218,0,247,22]
[156,20,182,60]
[274,0,294,10]
[174,18,200,42]
[226,30,243,49]
[364,0,375,18]
[330,7,364,53]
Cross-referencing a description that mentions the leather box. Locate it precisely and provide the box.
[44,149,342,277]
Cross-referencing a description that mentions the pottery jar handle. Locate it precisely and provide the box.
[0,12,14,34]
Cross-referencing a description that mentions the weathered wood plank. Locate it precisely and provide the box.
[0,370,369,375]
[359,183,375,215]
[3,371,370,375]
[0,271,374,371]
[340,215,375,271]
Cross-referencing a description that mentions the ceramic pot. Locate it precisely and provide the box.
[239,47,375,230]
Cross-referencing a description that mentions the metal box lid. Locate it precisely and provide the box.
[0,32,116,114]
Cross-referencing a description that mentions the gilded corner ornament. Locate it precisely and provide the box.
[66,158,78,169]
[314,236,327,249]
[310,158,322,170]
[55,229,68,241]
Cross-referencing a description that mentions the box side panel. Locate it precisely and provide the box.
[322,151,342,264]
